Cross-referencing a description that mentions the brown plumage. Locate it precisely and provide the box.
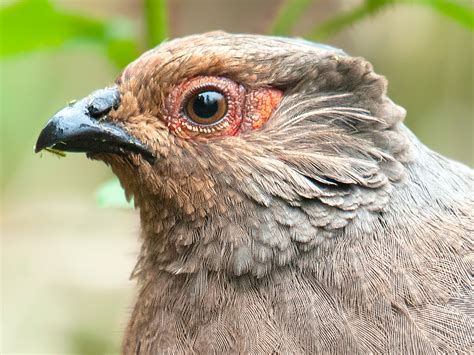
[36,32,473,354]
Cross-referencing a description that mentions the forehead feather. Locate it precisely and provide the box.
[120,32,346,89]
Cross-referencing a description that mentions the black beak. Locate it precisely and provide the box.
[35,86,156,164]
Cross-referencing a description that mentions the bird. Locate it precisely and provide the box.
[36,32,473,354]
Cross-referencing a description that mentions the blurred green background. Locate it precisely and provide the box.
[1,0,472,353]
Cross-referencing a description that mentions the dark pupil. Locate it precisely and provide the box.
[192,91,222,119]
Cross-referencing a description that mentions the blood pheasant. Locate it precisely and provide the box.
[36,32,473,354]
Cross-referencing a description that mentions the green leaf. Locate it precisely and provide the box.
[407,0,473,29]
[0,0,102,56]
[95,178,133,209]
[0,0,139,67]
[308,0,472,40]
[144,0,168,48]
[270,0,314,35]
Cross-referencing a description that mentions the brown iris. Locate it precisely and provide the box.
[185,90,227,125]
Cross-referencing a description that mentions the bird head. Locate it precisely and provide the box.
[36,32,411,277]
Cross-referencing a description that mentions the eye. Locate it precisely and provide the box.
[165,75,282,138]
[185,90,227,125]
[165,76,245,137]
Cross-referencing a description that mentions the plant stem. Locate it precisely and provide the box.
[270,0,314,35]
[144,0,168,48]
[309,0,392,40]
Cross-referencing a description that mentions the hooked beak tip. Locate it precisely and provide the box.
[35,86,156,164]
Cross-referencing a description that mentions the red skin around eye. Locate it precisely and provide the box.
[164,76,282,138]
[243,88,283,130]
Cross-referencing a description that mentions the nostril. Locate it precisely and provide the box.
[87,97,113,118]
[86,87,121,118]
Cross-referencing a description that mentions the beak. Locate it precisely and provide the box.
[35,86,156,164]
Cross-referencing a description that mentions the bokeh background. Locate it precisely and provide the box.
[1,0,472,353]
